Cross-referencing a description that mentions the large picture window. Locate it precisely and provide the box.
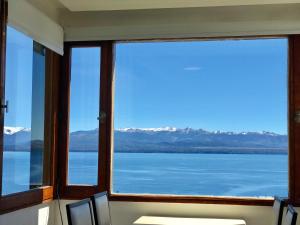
[112,39,288,197]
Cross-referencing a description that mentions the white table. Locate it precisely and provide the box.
[134,216,246,225]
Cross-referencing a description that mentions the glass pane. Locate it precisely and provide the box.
[2,27,46,195]
[68,47,101,185]
[113,39,288,197]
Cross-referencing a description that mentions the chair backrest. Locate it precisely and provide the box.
[283,205,298,225]
[273,196,285,225]
[66,198,95,225]
[91,191,112,225]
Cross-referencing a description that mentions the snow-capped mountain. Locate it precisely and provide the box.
[117,127,178,132]
[113,127,287,154]
[68,127,287,154]
[116,127,282,136]
[3,126,288,154]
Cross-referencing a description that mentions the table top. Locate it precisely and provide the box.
[134,216,246,225]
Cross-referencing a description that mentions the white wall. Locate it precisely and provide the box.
[7,0,64,55]
[61,4,300,41]
[0,202,55,225]
[110,202,273,225]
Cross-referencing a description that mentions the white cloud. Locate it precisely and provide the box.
[184,66,201,71]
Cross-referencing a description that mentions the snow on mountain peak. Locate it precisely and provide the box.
[4,126,31,135]
[115,127,284,136]
[117,127,177,132]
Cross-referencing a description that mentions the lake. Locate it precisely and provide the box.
[2,152,288,197]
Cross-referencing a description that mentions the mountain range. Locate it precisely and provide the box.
[4,126,288,154]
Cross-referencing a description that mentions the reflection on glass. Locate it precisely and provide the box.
[68,47,101,185]
[2,27,46,195]
[112,40,288,197]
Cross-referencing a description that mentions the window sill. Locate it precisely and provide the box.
[0,186,53,215]
[59,185,102,199]
[109,193,275,206]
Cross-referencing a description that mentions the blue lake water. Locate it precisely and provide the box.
[3,152,288,197]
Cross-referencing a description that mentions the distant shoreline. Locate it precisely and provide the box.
[114,151,288,155]
[114,149,287,154]
[5,147,288,155]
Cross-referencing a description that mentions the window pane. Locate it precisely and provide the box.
[68,47,100,185]
[113,39,288,197]
[2,27,46,195]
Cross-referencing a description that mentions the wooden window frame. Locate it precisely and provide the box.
[108,37,292,206]
[58,41,114,199]
[0,0,61,212]
[287,36,300,206]
[0,0,7,201]
[0,49,61,214]
[60,36,300,206]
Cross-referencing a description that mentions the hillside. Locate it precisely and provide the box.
[114,127,287,154]
[4,127,288,154]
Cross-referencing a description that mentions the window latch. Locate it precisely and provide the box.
[295,111,300,123]
[1,100,8,113]
[97,111,106,124]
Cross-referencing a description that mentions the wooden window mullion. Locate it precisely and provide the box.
[58,43,71,197]
[99,41,114,193]
[288,35,300,205]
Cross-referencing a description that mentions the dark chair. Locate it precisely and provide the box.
[273,196,285,225]
[283,205,298,225]
[66,198,95,225]
[91,191,112,225]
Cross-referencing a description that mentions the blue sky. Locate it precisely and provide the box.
[5,26,46,140]
[5,26,288,134]
[114,40,288,134]
[5,27,33,129]
[69,47,100,133]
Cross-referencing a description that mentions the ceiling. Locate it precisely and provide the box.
[58,0,300,11]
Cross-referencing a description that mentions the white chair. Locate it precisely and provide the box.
[91,191,112,225]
